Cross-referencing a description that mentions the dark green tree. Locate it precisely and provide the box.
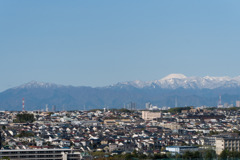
[219,149,229,160]
[13,113,35,123]
[16,131,34,138]
[192,151,201,159]
[182,151,193,159]
[204,149,216,160]
[2,125,6,130]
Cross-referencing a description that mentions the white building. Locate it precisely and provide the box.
[142,111,161,120]
[166,146,198,155]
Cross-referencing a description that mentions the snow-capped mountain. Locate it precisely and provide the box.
[11,74,240,90]
[113,74,240,89]
[2,74,240,110]
[14,80,64,89]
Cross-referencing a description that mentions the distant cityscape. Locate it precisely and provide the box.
[18,98,240,113]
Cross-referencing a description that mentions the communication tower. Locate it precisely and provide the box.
[22,98,25,111]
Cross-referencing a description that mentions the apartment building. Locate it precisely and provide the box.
[142,111,161,120]
[216,137,240,155]
[0,149,82,160]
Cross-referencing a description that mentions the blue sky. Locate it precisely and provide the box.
[0,0,240,91]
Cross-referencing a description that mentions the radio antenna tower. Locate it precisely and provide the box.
[22,98,25,112]
[217,94,222,108]
[175,97,178,108]
[218,95,222,106]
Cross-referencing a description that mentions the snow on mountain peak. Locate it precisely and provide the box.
[15,81,63,89]
[112,74,240,89]
[203,76,230,81]
[161,74,187,80]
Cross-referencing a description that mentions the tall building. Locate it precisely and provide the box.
[236,101,240,107]
[145,102,152,110]
[52,105,56,112]
[45,104,49,112]
[127,102,136,110]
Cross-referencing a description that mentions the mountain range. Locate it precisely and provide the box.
[112,74,240,89]
[1,74,240,111]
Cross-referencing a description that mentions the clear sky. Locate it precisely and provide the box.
[1,0,240,91]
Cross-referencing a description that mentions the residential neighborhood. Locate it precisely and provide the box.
[0,106,240,159]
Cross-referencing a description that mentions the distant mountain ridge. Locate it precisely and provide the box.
[14,81,65,89]
[12,74,240,90]
[113,74,240,89]
[1,74,240,111]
